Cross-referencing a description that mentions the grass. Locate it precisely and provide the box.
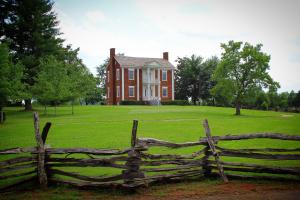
[1,105,299,149]
[0,105,300,188]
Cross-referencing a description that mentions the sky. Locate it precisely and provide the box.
[54,0,300,92]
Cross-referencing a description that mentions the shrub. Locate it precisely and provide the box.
[161,100,190,105]
[120,101,149,105]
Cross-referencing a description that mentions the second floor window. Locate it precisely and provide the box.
[128,68,134,80]
[162,70,167,81]
[116,69,120,80]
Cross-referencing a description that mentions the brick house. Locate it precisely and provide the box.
[106,48,175,105]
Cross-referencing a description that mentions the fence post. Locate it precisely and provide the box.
[123,120,145,186]
[33,112,48,188]
[203,119,228,183]
[202,146,211,177]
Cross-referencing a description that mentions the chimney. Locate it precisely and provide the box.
[163,52,169,61]
[110,48,115,60]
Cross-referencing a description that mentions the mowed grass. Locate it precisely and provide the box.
[0,105,300,186]
[1,105,299,149]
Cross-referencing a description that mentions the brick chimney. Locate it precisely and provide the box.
[110,48,116,105]
[110,48,115,60]
[163,52,169,61]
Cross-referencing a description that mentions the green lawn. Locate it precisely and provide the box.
[0,105,300,187]
[1,105,300,150]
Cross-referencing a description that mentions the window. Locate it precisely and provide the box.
[107,87,110,98]
[162,70,167,81]
[162,87,168,97]
[117,86,120,97]
[107,71,110,82]
[116,69,120,80]
[129,86,135,97]
[128,68,134,80]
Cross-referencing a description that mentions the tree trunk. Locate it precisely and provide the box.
[44,104,47,115]
[235,102,241,115]
[72,100,74,115]
[54,103,57,116]
[24,99,32,111]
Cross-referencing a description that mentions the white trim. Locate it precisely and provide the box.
[116,68,120,80]
[116,86,120,97]
[147,68,150,99]
[158,69,161,100]
[128,68,134,80]
[122,68,124,100]
[129,86,135,97]
[137,68,139,100]
[172,69,174,100]
[162,86,168,97]
[162,70,167,81]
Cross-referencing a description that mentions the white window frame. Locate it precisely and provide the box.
[128,68,134,80]
[162,87,168,97]
[162,70,167,81]
[129,86,135,97]
[107,87,110,98]
[116,69,120,80]
[116,86,120,97]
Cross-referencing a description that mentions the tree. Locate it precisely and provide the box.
[0,43,24,111]
[96,58,109,101]
[0,43,10,111]
[33,56,70,115]
[67,61,96,114]
[0,0,63,111]
[175,55,218,104]
[212,41,279,115]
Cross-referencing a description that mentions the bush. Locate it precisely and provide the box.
[161,100,190,105]
[120,101,149,105]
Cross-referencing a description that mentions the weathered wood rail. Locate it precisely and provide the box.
[0,112,300,190]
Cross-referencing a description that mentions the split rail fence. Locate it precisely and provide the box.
[0,112,300,190]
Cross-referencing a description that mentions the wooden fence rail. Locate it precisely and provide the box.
[0,112,300,190]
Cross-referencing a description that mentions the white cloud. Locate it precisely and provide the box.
[85,11,106,24]
[54,0,300,91]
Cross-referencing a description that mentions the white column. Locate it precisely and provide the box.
[147,67,150,100]
[172,69,174,100]
[158,69,161,100]
[137,68,139,100]
[153,69,156,98]
[122,67,124,101]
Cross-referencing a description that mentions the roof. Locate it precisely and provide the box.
[114,55,175,69]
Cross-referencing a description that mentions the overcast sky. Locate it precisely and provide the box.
[54,0,300,92]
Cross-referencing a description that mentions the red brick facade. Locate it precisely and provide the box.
[106,48,174,105]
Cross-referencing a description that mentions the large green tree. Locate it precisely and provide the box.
[211,41,279,115]
[0,43,24,111]
[0,0,63,110]
[33,56,70,115]
[175,55,218,104]
[0,43,11,111]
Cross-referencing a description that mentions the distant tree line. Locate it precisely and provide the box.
[175,41,299,114]
[0,0,101,115]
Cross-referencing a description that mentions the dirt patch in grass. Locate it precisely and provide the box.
[1,180,300,200]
